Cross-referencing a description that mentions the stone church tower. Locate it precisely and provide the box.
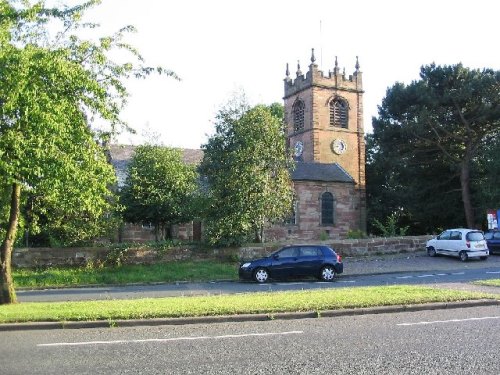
[273,49,366,240]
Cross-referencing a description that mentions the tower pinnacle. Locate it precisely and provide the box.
[296,60,302,76]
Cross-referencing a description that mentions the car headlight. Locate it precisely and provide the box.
[241,262,251,268]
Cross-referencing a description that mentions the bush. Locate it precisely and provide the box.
[347,229,367,239]
[372,213,409,237]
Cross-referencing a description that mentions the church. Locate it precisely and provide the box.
[111,49,366,242]
[267,49,366,241]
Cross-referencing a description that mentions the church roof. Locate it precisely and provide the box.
[108,145,354,187]
[107,144,203,187]
[291,162,355,183]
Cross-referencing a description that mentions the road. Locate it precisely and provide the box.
[17,259,500,302]
[1,305,499,374]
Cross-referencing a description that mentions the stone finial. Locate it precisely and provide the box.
[355,56,360,71]
[296,60,302,76]
[286,63,290,78]
[311,48,316,63]
[333,56,339,74]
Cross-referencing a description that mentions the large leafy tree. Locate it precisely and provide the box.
[120,145,199,241]
[368,63,500,233]
[472,134,500,219]
[200,99,294,245]
[0,0,175,304]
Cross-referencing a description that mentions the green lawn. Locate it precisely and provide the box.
[13,260,238,288]
[0,285,496,324]
[473,279,500,287]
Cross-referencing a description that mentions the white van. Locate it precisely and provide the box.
[426,228,489,261]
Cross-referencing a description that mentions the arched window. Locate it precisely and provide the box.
[321,192,335,225]
[329,98,348,128]
[293,100,305,132]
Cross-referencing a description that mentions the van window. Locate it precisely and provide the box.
[450,231,462,240]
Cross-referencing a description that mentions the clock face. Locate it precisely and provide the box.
[331,139,347,155]
[294,141,304,157]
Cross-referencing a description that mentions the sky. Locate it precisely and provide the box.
[72,0,499,149]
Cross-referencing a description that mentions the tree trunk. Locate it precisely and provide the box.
[253,221,264,243]
[460,158,475,229]
[0,183,21,305]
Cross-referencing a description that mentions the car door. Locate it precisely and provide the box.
[434,230,451,254]
[493,232,500,252]
[448,230,463,256]
[486,231,500,252]
[295,246,323,276]
[270,247,300,278]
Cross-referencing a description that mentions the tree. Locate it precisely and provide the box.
[0,1,176,304]
[200,99,294,245]
[120,145,199,241]
[368,63,500,232]
[472,134,500,221]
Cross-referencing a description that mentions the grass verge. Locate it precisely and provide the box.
[473,279,500,287]
[13,260,238,288]
[0,285,496,324]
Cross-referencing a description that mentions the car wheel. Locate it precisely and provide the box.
[459,251,468,262]
[320,266,336,281]
[253,267,269,283]
[427,247,436,257]
[480,256,488,261]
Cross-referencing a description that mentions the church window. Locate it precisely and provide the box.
[293,100,305,132]
[329,98,348,128]
[285,199,298,225]
[321,192,335,225]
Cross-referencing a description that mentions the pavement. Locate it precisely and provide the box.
[1,250,499,331]
[344,250,500,276]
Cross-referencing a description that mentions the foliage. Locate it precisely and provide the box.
[472,135,500,220]
[319,231,329,241]
[371,213,409,237]
[346,229,367,239]
[120,145,199,241]
[0,0,176,304]
[368,63,500,233]
[200,98,294,246]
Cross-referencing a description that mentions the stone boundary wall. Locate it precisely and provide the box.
[12,235,433,268]
[235,235,433,260]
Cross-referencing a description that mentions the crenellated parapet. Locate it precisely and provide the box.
[284,48,363,99]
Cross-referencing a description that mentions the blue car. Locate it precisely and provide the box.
[239,245,343,283]
[485,230,500,255]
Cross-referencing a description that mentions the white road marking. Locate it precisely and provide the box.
[417,274,435,278]
[397,316,500,326]
[396,276,413,279]
[38,331,304,347]
[486,271,500,274]
[451,272,465,275]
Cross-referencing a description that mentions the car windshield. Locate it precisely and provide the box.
[466,231,484,241]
